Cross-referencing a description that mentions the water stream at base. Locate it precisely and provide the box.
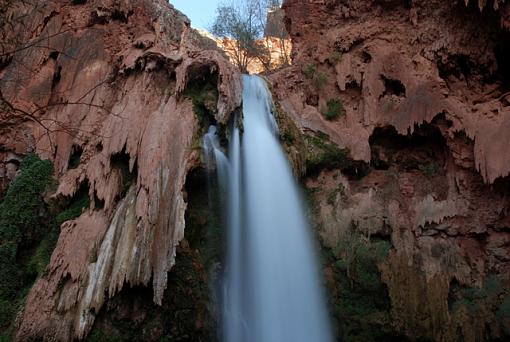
[204,75,332,342]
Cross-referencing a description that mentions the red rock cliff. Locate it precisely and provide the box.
[0,0,240,340]
[271,0,510,340]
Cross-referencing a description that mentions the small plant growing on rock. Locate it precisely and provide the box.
[302,63,316,78]
[323,99,345,121]
[328,50,343,65]
[301,64,328,91]
[314,72,327,90]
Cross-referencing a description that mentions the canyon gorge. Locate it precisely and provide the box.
[0,0,510,341]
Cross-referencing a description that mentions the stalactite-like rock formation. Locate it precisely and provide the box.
[272,0,510,340]
[0,0,241,340]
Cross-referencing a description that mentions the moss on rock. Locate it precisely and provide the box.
[321,230,400,341]
[304,133,350,175]
[0,153,91,336]
[184,77,219,135]
[273,102,307,177]
[0,154,54,329]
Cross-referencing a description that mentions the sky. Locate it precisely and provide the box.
[170,0,223,30]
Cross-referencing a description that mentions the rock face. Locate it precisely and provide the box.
[0,0,241,340]
[272,0,510,340]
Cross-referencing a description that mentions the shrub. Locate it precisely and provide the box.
[0,154,53,243]
[302,63,316,78]
[323,99,345,121]
[328,50,343,65]
[0,154,54,327]
[314,72,327,90]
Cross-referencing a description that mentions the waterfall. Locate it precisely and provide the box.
[204,75,332,342]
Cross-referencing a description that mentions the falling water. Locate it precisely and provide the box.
[203,125,230,192]
[204,75,332,342]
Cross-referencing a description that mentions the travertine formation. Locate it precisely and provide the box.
[2,0,510,341]
[271,0,510,340]
[0,0,241,340]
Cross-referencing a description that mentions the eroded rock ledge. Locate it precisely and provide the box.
[279,0,510,184]
[272,0,510,340]
[0,0,241,340]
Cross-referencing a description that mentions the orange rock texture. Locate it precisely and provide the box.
[0,0,240,340]
[269,0,510,340]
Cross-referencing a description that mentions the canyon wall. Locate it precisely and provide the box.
[270,0,510,340]
[0,0,240,340]
[3,0,510,341]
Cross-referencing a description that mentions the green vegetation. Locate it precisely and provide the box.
[303,177,398,340]
[328,50,343,65]
[0,153,90,334]
[302,63,316,78]
[301,63,327,90]
[314,72,327,90]
[0,330,12,342]
[0,154,53,244]
[274,102,299,145]
[450,275,506,316]
[55,192,89,226]
[322,229,396,341]
[333,233,391,291]
[184,78,219,134]
[0,154,54,327]
[184,170,224,272]
[304,133,350,175]
[273,102,307,177]
[323,99,345,121]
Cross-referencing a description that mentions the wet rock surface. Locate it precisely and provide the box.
[2,0,510,341]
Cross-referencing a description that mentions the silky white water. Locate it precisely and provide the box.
[204,75,332,342]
